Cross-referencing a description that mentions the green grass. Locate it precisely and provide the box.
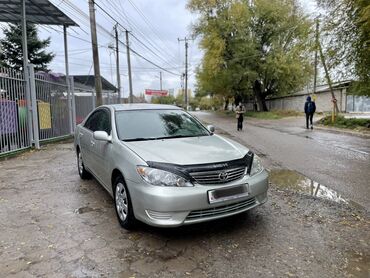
[318,115,370,130]
[220,110,302,119]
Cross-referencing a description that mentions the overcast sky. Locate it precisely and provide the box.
[1,0,318,98]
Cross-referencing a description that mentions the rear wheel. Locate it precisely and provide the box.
[113,176,136,230]
[77,150,91,180]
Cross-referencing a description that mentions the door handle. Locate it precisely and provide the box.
[79,132,84,137]
[90,140,95,146]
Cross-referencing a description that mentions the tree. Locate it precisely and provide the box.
[318,0,370,95]
[188,0,313,111]
[0,23,54,71]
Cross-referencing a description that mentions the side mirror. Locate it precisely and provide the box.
[93,131,112,142]
[207,125,215,134]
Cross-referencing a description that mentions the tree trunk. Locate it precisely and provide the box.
[224,97,229,110]
[253,80,269,111]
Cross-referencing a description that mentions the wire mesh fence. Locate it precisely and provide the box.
[0,67,30,155]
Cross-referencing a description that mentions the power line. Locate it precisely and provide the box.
[95,0,181,71]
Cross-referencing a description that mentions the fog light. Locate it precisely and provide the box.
[146,210,172,220]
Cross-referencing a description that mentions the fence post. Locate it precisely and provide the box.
[28,64,40,149]
[69,76,77,132]
[67,76,73,134]
[92,89,96,109]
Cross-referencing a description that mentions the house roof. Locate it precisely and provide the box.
[72,75,118,92]
[0,0,77,26]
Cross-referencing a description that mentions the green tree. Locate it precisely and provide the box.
[188,0,313,111]
[0,23,54,71]
[318,0,370,95]
[151,95,176,105]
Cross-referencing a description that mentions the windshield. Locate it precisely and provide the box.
[115,109,210,141]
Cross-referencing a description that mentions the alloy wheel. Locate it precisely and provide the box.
[115,182,128,221]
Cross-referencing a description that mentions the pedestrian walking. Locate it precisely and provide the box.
[304,96,316,129]
[235,103,245,131]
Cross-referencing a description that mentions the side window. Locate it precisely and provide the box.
[84,109,111,134]
[84,111,101,131]
[97,110,111,134]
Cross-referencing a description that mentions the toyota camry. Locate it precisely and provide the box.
[74,104,268,229]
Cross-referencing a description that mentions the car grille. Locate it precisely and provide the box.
[186,198,256,220]
[189,166,246,185]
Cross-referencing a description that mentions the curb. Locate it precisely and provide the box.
[314,125,370,139]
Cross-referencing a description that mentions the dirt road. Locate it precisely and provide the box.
[0,139,369,277]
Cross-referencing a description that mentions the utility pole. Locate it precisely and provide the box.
[125,30,133,103]
[317,38,340,120]
[178,37,192,110]
[159,71,162,90]
[88,0,103,106]
[114,24,121,103]
[313,19,319,94]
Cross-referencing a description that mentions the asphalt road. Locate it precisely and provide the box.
[193,111,370,210]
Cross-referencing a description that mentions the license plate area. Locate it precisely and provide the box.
[208,184,249,204]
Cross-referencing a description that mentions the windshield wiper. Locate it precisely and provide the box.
[155,134,207,140]
[123,137,159,142]
[123,134,208,142]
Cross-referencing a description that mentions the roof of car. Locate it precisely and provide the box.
[108,103,182,111]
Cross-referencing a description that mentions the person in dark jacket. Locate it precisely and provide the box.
[304,96,316,129]
[235,103,245,131]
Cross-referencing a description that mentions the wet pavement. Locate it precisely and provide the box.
[193,112,370,210]
[0,140,369,277]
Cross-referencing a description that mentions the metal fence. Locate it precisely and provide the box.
[346,95,370,113]
[34,72,71,141]
[0,67,30,155]
[0,64,120,156]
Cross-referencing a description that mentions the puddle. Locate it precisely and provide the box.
[74,206,103,214]
[269,169,351,205]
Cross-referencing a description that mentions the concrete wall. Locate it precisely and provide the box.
[266,88,347,113]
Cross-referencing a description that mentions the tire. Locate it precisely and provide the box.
[113,176,136,230]
[77,149,91,180]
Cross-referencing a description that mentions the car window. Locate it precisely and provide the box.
[84,109,111,134]
[115,109,210,141]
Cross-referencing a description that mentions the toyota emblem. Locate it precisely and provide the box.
[218,171,229,181]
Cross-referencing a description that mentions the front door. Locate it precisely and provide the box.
[89,108,112,188]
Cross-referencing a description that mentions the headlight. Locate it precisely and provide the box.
[250,156,263,176]
[136,166,193,187]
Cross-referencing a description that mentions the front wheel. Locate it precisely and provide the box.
[113,176,136,230]
[77,150,91,180]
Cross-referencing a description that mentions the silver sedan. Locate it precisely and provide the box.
[74,104,268,229]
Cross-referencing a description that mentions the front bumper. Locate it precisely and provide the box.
[128,169,269,227]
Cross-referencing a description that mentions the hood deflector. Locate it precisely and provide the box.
[146,151,254,182]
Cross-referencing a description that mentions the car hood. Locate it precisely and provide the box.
[125,135,248,165]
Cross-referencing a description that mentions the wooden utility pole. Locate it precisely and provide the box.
[315,18,339,122]
[318,40,340,116]
[114,24,121,103]
[313,19,319,94]
[125,30,133,103]
[88,0,103,106]
[178,37,192,110]
[159,71,162,90]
